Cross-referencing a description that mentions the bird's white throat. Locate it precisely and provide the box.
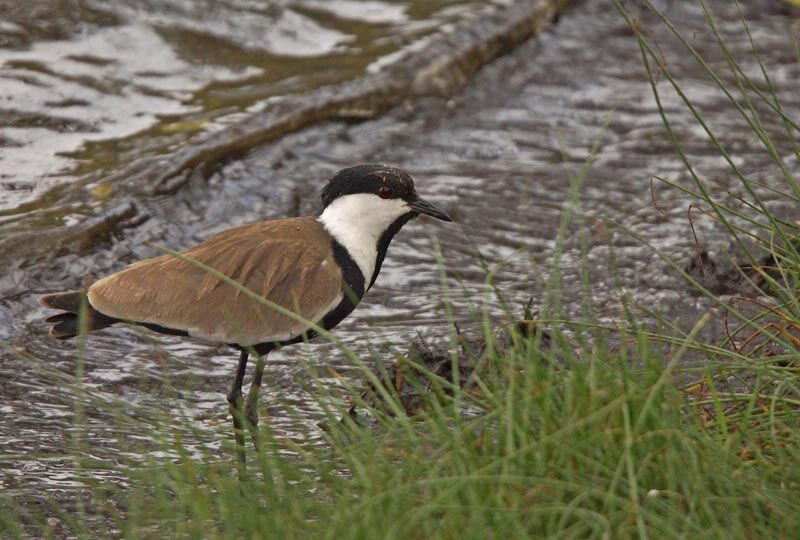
[318,193,412,282]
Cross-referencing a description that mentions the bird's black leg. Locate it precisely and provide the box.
[227,348,249,470]
[244,350,268,451]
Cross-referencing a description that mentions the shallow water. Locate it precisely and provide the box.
[0,0,495,210]
[2,0,800,517]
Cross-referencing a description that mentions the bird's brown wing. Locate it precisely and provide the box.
[87,217,344,345]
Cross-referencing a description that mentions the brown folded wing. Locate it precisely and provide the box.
[87,217,343,345]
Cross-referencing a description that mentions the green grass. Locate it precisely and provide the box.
[4,1,800,538]
[8,317,798,539]
[130,332,798,540]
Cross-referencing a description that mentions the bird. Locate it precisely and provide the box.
[38,164,452,466]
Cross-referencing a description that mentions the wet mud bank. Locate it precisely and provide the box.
[343,315,550,422]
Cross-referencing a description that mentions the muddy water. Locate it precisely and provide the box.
[0,0,497,210]
[2,0,800,517]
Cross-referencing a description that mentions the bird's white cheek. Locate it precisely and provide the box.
[318,194,412,281]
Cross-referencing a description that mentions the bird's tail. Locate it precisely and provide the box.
[38,291,117,339]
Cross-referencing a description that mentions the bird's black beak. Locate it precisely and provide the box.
[409,197,452,222]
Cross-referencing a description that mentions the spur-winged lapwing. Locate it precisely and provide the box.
[39,164,451,464]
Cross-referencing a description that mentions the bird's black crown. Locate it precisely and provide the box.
[320,164,417,208]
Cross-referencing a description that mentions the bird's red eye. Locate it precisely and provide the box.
[378,186,394,199]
